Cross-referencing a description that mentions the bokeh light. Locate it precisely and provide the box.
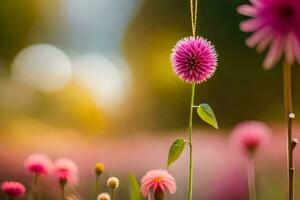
[11,44,72,92]
[72,54,130,113]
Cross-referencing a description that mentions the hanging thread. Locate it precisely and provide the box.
[190,0,198,36]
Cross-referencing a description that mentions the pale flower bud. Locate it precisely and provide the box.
[97,193,111,200]
[107,177,119,189]
[95,162,105,176]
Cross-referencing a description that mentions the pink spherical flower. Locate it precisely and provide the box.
[53,158,79,185]
[238,0,300,69]
[140,169,176,200]
[24,153,52,175]
[1,181,26,198]
[231,121,272,155]
[171,36,218,84]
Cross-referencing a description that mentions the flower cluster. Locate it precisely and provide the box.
[1,153,79,199]
[1,152,177,200]
[1,153,126,200]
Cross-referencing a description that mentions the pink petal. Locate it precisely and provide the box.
[237,5,257,17]
[246,27,271,47]
[284,33,295,65]
[240,19,262,32]
[141,182,154,197]
[250,0,262,7]
[158,182,165,192]
[256,34,273,52]
[291,34,300,64]
[263,37,283,69]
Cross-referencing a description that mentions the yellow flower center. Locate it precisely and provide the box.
[154,177,162,183]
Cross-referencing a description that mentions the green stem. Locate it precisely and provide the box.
[94,175,100,199]
[283,62,295,200]
[188,83,196,200]
[247,157,256,200]
[111,189,114,200]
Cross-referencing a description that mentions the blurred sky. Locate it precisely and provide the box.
[0,0,299,134]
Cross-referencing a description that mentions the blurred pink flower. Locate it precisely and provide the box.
[171,36,218,84]
[140,169,176,200]
[238,0,300,69]
[24,153,52,175]
[54,158,79,185]
[231,121,271,155]
[1,181,26,198]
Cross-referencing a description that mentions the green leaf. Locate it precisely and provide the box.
[197,103,218,129]
[167,137,186,167]
[129,174,142,200]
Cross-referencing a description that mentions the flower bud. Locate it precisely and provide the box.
[95,163,105,176]
[97,193,111,200]
[107,177,119,189]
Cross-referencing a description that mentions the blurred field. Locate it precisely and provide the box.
[1,124,300,199]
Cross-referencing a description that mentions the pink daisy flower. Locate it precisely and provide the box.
[1,181,26,198]
[24,153,52,175]
[238,0,300,69]
[231,121,272,155]
[171,36,218,84]
[53,158,79,185]
[140,169,176,200]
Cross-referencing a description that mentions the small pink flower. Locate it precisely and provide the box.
[140,169,176,200]
[53,158,79,185]
[171,36,218,84]
[1,181,26,198]
[231,121,272,154]
[24,153,52,175]
[237,0,300,69]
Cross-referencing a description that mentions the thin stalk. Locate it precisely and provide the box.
[94,175,100,199]
[247,157,256,200]
[60,184,66,200]
[111,189,115,200]
[27,173,39,200]
[283,62,294,200]
[188,83,196,200]
[69,185,84,200]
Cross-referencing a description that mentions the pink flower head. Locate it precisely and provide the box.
[231,121,271,155]
[24,153,52,175]
[140,169,176,200]
[238,0,300,69]
[1,181,26,197]
[54,158,79,185]
[171,36,218,84]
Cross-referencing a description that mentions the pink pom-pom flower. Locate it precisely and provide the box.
[237,0,300,69]
[140,169,176,200]
[1,181,26,198]
[53,158,79,185]
[24,153,52,175]
[171,36,218,84]
[231,121,272,155]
